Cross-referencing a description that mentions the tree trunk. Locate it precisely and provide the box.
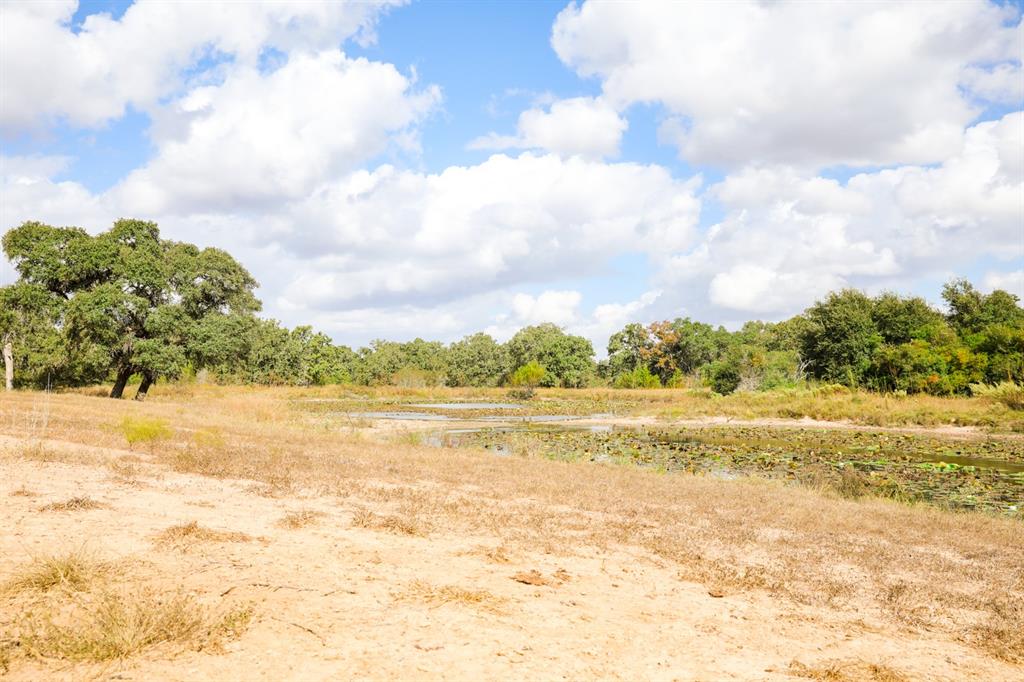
[134,372,154,401]
[110,367,132,399]
[3,340,12,391]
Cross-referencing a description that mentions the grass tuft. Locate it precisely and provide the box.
[4,550,107,594]
[19,589,252,662]
[154,521,253,549]
[351,509,427,537]
[788,659,909,681]
[276,509,325,529]
[39,496,105,512]
[120,416,172,447]
[398,580,507,614]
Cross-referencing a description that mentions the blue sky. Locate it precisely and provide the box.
[1,0,1022,349]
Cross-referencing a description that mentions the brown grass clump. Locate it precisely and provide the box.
[968,596,1024,664]
[9,486,37,497]
[788,659,909,681]
[18,589,252,662]
[38,496,105,512]
[4,550,108,595]
[276,509,325,529]
[351,509,427,537]
[154,521,253,549]
[398,580,507,614]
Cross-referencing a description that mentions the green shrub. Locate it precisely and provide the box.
[120,416,172,446]
[613,366,661,389]
[508,361,546,399]
[707,360,741,395]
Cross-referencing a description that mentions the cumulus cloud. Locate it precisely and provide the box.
[658,112,1024,317]
[552,0,1022,168]
[984,270,1024,296]
[511,290,582,326]
[469,97,627,158]
[112,50,440,214]
[0,0,400,131]
[270,153,700,310]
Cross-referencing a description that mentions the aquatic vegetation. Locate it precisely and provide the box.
[446,425,1024,517]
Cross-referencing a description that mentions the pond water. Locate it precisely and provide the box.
[428,423,1024,516]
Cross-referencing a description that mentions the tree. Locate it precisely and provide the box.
[0,284,62,389]
[606,323,652,377]
[3,219,260,399]
[447,333,508,386]
[800,289,881,385]
[505,324,595,387]
[871,292,946,345]
[943,279,1024,335]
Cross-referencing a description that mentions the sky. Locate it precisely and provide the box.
[1,0,1022,353]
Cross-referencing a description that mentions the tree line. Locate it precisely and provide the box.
[2,220,1021,398]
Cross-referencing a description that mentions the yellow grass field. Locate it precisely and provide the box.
[1,385,1022,680]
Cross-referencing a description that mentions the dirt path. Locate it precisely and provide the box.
[2,435,1019,681]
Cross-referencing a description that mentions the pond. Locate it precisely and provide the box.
[432,424,1024,517]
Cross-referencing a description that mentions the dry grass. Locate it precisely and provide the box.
[9,485,37,497]
[397,580,507,614]
[38,496,105,512]
[788,659,910,681]
[351,509,428,537]
[154,521,253,549]
[4,550,108,594]
[969,596,1024,664]
[276,509,325,529]
[2,386,1022,667]
[18,589,251,662]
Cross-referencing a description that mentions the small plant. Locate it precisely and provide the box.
[4,550,107,594]
[120,416,172,447]
[508,361,546,399]
[613,366,661,389]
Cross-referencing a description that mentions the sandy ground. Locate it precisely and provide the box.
[2,435,1020,682]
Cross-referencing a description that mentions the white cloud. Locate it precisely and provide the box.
[983,270,1024,296]
[511,290,582,326]
[0,0,400,131]
[112,50,440,214]
[552,0,1022,168]
[469,97,627,158]
[658,113,1024,317]
[272,153,701,310]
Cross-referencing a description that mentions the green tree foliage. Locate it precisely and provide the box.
[509,360,546,398]
[4,220,1021,399]
[799,290,882,386]
[505,324,595,387]
[0,283,69,388]
[447,333,508,387]
[613,365,661,389]
[606,323,652,377]
[3,219,260,398]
